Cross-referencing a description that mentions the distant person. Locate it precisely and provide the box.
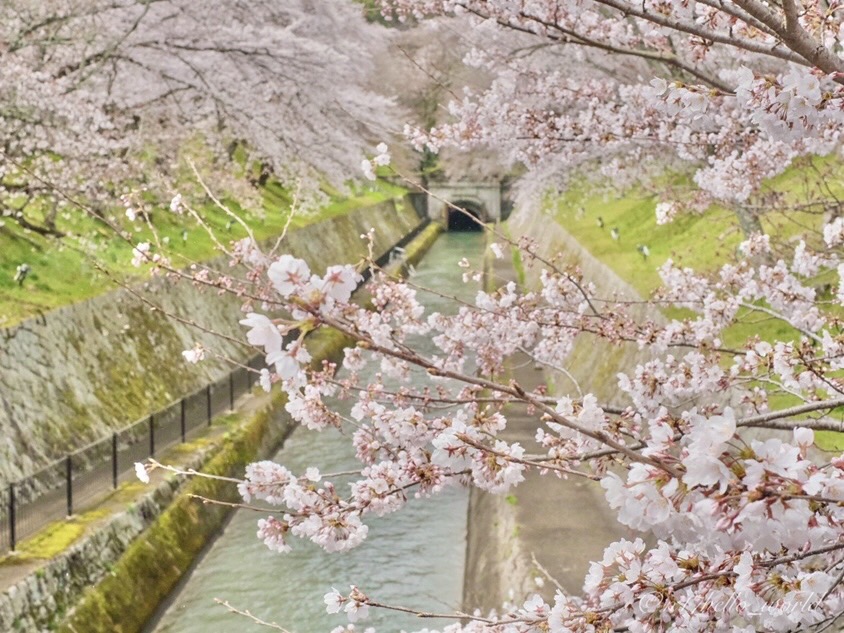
[14,263,30,286]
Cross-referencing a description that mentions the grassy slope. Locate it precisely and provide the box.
[0,178,405,328]
[547,158,844,450]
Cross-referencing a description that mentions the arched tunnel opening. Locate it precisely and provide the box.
[447,200,485,231]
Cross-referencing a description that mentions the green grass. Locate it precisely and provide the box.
[554,190,735,294]
[501,223,526,286]
[0,177,405,328]
[546,158,844,450]
[552,163,844,297]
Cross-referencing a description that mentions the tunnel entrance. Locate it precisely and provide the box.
[447,200,484,231]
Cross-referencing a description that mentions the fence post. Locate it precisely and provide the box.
[112,433,118,489]
[206,385,212,425]
[229,373,235,410]
[181,398,187,442]
[149,414,155,457]
[8,483,15,552]
[66,456,73,517]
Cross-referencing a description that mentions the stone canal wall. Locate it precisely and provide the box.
[0,199,419,486]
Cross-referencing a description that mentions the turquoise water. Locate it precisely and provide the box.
[147,232,484,633]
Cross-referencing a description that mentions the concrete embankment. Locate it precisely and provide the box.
[0,209,441,633]
[463,207,658,610]
[0,199,420,486]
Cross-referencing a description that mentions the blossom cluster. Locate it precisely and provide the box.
[378,0,844,217]
[0,0,399,239]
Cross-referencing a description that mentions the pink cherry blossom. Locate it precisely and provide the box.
[240,313,283,355]
[317,265,362,304]
[181,344,206,364]
[131,242,150,268]
[268,255,312,298]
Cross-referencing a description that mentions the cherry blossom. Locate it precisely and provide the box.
[134,462,150,484]
[181,344,207,365]
[259,369,272,393]
[239,313,283,355]
[268,256,312,299]
[267,344,311,382]
[131,242,151,268]
[317,265,363,304]
[0,0,398,237]
[256,517,291,554]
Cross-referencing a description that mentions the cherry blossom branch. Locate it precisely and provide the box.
[458,434,601,479]
[320,312,680,476]
[91,263,256,351]
[737,398,844,430]
[186,494,284,514]
[461,0,807,64]
[506,11,735,92]
[326,373,626,414]
[734,0,844,75]
[359,598,527,626]
[213,599,292,632]
[531,552,567,594]
[188,158,259,249]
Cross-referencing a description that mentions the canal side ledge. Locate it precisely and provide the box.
[0,221,442,633]
[462,219,628,613]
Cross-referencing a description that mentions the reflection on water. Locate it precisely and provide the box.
[149,232,485,633]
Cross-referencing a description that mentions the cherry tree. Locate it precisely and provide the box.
[0,0,395,236]
[373,0,844,233]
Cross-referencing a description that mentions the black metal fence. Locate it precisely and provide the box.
[0,357,263,553]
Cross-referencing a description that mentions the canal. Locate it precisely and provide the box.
[146,231,485,633]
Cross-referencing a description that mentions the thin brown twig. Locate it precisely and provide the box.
[214,599,294,633]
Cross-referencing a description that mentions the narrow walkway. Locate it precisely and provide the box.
[464,237,625,611]
[0,385,270,592]
[510,355,622,593]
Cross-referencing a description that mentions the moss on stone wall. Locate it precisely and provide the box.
[10,508,110,562]
[380,222,442,278]
[404,223,442,268]
[57,413,275,632]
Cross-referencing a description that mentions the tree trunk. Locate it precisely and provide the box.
[735,204,764,238]
[13,212,66,238]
